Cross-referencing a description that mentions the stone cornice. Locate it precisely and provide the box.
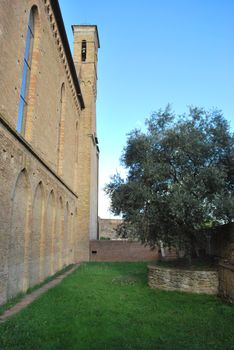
[43,0,85,111]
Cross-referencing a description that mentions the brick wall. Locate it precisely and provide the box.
[73,25,99,243]
[90,240,163,262]
[0,1,98,304]
[0,0,82,189]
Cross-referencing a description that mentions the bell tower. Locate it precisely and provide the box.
[72,25,100,260]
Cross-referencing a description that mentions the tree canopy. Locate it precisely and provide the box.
[105,106,234,254]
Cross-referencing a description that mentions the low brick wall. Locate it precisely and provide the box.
[90,240,159,262]
[219,263,234,304]
[148,265,219,294]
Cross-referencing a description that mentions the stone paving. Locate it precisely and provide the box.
[0,265,79,323]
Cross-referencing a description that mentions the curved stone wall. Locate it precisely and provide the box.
[148,265,219,295]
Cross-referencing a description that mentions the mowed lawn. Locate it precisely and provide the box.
[0,263,233,350]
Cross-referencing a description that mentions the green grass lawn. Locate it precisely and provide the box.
[0,264,74,316]
[0,262,233,350]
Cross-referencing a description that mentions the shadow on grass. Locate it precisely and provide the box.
[0,262,233,350]
[0,264,75,316]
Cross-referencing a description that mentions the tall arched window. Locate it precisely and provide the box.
[17,7,38,134]
[57,83,66,176]
[73,120,79,191]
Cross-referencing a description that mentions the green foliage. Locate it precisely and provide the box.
[0,263,233,350]
[105,106,234,252]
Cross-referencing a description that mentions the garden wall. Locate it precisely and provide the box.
[90,240,167,262]
[210,223,234,261]
[148,265,219,294]
[198,223,234,261]
[219,263,234,304]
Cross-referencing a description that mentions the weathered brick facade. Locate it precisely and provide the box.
[73,25,100,248]
[0,0,99,304]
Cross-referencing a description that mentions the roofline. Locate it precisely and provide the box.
[72,25,100,48]
[50,0,85,109]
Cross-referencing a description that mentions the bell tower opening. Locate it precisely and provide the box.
[81,40,87,62]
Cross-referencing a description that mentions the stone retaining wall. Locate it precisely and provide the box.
[148,265,219,294]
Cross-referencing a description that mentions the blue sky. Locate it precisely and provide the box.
[59,0,234,218]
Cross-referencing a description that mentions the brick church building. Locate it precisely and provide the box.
[0,0,99,304]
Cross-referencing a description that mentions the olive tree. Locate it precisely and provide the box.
[105,106,234,257]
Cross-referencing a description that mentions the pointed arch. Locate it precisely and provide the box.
[57,83,66,176]
[8,169,31,298]
[73,120,79,192]
[17,5,40,140]
[69,207,75,264]
[44,190,55,277]
[55,196,64,270]
[29,181,45,287]
[72,207,78,262]
[63,201,69,265]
